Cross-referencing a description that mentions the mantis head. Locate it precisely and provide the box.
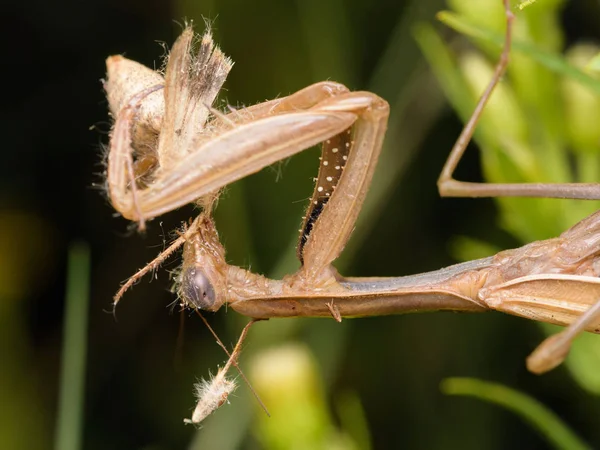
[178,213,229,312]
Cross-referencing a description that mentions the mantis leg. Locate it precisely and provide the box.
[527,300,600,374]
[295,93,389,286]
[436,0,600,201]
[171,89,389,290]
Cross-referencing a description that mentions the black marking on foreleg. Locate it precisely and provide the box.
[297,128,353,264]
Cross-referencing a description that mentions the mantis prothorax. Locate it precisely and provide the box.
[105,1,600,416]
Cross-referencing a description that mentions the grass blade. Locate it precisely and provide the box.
[441,378,591,450]
[438,11,600,94]
[54,241,91,450]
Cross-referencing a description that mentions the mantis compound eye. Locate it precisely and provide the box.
[181,267,217,310]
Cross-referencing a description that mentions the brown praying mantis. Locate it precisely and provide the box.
[104,1,600,423]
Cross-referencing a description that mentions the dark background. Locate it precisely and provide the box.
[3,0,600,449]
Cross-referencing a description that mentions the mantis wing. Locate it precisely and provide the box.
[481,273,600,332]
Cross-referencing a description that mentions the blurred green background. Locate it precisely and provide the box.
[4,0,600,449]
